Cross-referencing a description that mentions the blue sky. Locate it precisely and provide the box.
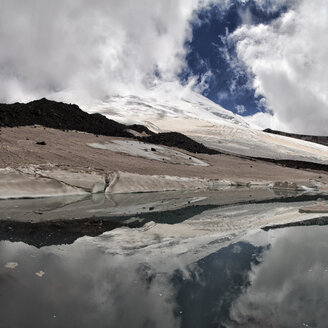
[182,1,287,116]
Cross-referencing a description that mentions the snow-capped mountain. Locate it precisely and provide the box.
[80,91,328,164]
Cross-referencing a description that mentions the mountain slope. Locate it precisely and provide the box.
[86,91,328,164]
[0,98,219,155]
[0,98,152,138]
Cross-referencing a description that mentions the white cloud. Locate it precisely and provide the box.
[230,0,328,134]
[235,104,246,114]
[243,111,290,131]
[0,0,209,104]
[1,0,326,136]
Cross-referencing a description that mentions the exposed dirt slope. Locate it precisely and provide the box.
[1,126,327,185]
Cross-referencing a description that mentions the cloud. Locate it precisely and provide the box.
[230,0,328,134]
[1,0,326,136]
[0,0,209,104]
[235,104,246,114]
[243,111,290,131]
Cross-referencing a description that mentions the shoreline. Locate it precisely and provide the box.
[1,126,327,200]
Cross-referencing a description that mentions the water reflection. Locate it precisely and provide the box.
[1,226,328,327]
[229,227,328,328]
[0,241,179,328]
[172,242,266,328]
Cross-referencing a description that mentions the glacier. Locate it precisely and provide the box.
[81,90,328,163]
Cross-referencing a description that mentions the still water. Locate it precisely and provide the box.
[1,223,328,328]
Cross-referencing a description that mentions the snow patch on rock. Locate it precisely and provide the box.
[0,167,88,199]
[88,139,208,166]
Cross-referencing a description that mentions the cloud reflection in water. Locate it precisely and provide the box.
[230,227,328,327]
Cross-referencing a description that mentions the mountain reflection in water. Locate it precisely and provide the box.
[1,225,328,327]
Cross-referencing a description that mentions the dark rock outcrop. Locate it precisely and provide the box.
[0,98,219,155]
[0,98,152,138]
[139,132,220,154]
[252,157,328,172]
[264,128,328,147]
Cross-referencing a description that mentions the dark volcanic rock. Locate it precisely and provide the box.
[139,132,221,154]
[253,157,328,172]
[0,98,220,155]
[0,98,153,138]
[264,128,328,147]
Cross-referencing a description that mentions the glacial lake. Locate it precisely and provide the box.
[1,191,328,328]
